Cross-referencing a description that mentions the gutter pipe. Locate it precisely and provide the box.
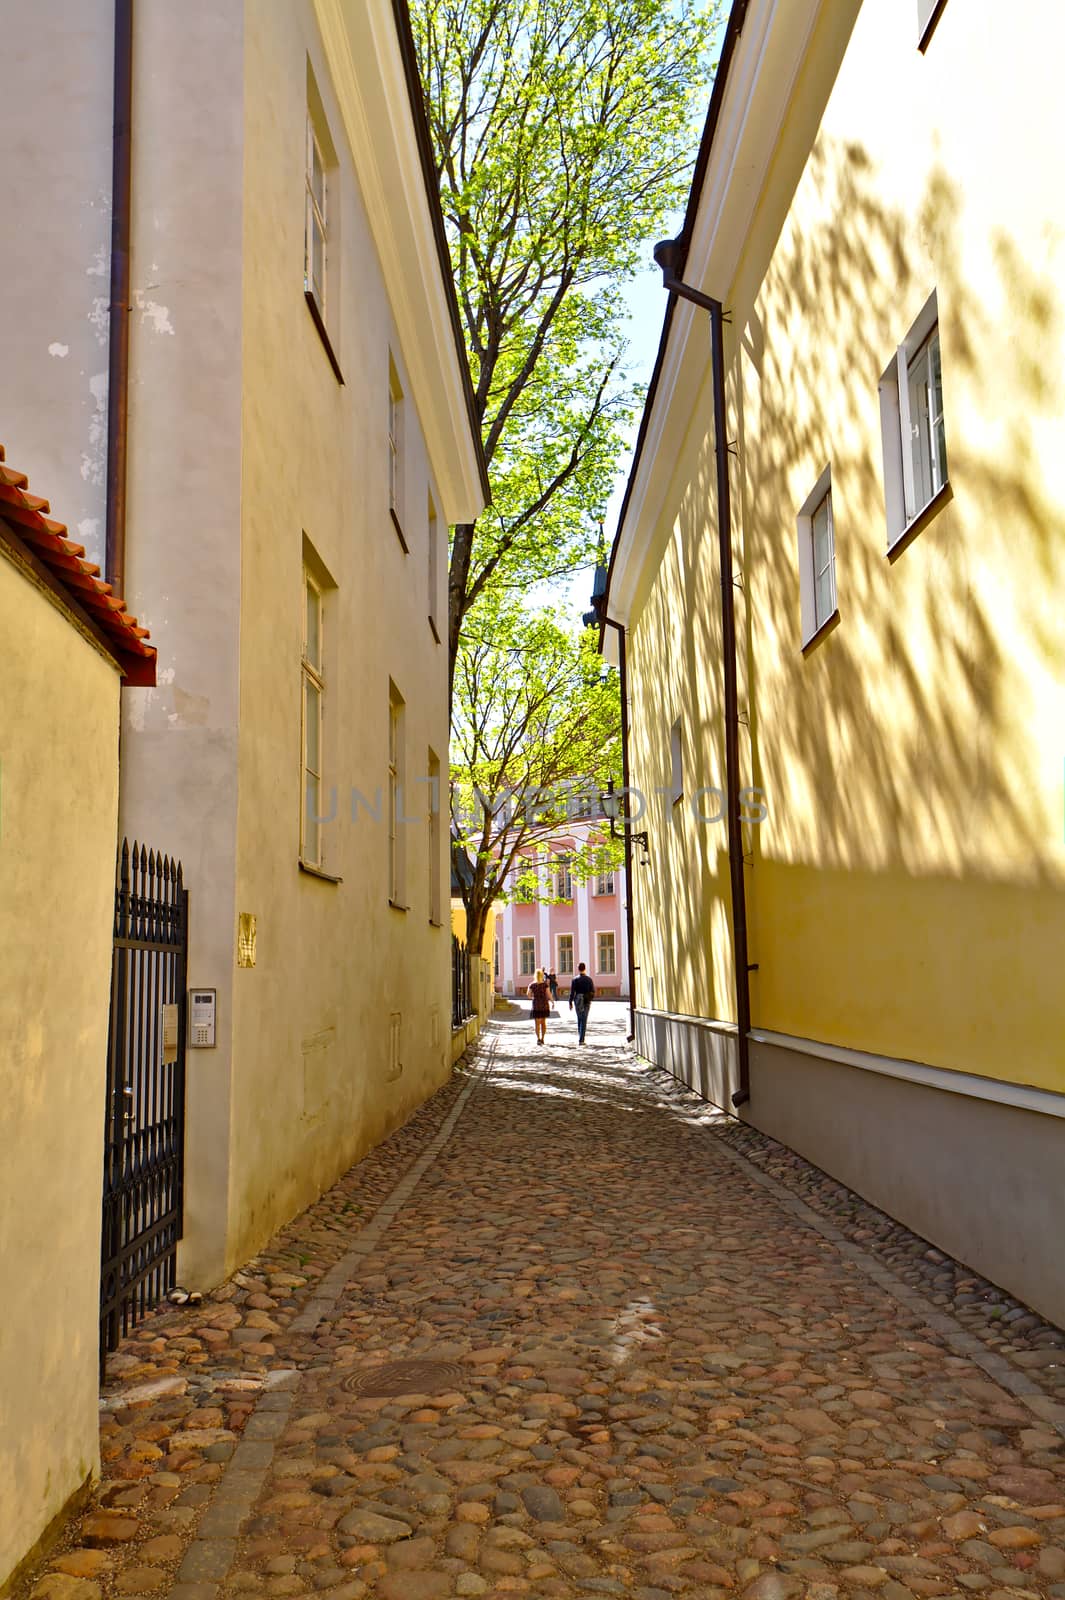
[651,241,752,1108]
[105,0,133,594]
[603,615,638,1044]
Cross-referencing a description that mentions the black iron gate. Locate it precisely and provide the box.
[100,839,188,1368]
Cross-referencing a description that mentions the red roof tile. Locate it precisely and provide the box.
[0,443,156,686]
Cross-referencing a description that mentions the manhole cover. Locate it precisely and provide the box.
[341,1358,471,1397]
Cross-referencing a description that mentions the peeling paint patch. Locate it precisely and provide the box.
[48,342,70,358]
[77,518,100,544]
[133,290,175,336]
[86,244,108,279]
[80,373,109,487]
[170,686,210,726]
[88,295,109,347]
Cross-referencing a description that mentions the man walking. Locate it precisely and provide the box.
[568,962,595,1045]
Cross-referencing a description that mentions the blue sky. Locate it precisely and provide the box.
[559,251,678,623]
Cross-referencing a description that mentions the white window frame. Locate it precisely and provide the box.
[594,871,615,896]
[553,852,573,901]
[519,937,536,977]
[557,933,574,976]
[428,490,440,641]
[388,356,405,538]
[301,571,325,867]
[388,684,406,907]
[427,748,441,925]
[917,0,948,50]
[669,718,683,805]
[879,291,947,550]
[797,465,838,647]
[305,117,328,316]
[596,929,616,976]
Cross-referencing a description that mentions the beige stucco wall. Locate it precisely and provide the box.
[118,0,246,1286]
[0,550,120,1586]
[224,1,453,1270]
[0,1,114,569]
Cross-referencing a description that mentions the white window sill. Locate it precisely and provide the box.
[886,480,951,561]
[299,858,342,884]
[801,606,841,656]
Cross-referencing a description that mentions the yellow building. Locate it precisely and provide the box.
[603,0,1065,1322]
[0,448,155,1586]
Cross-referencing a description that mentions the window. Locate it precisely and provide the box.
[388,356,406,543]
[427,749,441,924]
[512,860,535,903]
[573,792,594,819]
[305,118,327,315]
[519,937,536,976]
[553,853,573,901]
[494,939,500,977]
[670,719,683,804]
[797,466,838,646]
[301,571,325,866]
[595,871,615,896]
[597,931,616,974]
[879,292,948,549]
[388,683,406,906]
[917,0,948,50]
[428,492,440,641]
[557,934,574,975]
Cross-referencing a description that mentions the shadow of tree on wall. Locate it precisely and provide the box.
[632,130,1065,1071]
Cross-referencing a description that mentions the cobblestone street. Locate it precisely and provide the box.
[25,1008,1065,1600]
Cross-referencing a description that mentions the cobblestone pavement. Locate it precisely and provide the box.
[24,1007,1065,1600]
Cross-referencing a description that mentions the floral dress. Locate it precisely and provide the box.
[529,980,551,1018]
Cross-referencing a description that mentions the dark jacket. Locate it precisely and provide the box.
[568,974,595,1005]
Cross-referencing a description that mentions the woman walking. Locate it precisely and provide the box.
[529,967,552,1045]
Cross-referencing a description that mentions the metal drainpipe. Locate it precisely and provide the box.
[105,0,134,594]
[601,615,638,1043]
[652,241,752,1107]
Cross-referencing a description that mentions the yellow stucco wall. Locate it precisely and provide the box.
[223,3,455,1271]
[627,0,1065,1092]
[450,900,496,964]
[0,550,120,1584]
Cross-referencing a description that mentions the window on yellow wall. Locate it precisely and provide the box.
[669,719,683,805]
[388,682,407,907]
[917,0,948,50]
[389,356,407,547]
[797,466,838,649]
[305,118,328,316]
[428,491,440,641]
[301,570,325,867]
[879,291,948,550]
[428,748,441,925]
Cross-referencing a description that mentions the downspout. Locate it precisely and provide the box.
[105,0,133,594]
[652,241,752,1107]
[602,616,638,1043]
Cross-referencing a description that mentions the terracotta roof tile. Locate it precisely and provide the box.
[0,443,156,686]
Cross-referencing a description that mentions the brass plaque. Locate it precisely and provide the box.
[237,912,257,968]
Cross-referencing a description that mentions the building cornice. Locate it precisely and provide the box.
[608,0,824,626]
[314,0,488,522]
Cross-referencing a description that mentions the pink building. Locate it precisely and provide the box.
[495,821,629,998]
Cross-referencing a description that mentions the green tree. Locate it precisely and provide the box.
[451,597,624,959]
[412,0,719,692]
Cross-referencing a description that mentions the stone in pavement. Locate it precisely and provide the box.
[15,1007,1065,1600]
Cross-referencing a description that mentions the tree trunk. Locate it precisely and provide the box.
[448,520,477,707]
[466,894,490,969]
